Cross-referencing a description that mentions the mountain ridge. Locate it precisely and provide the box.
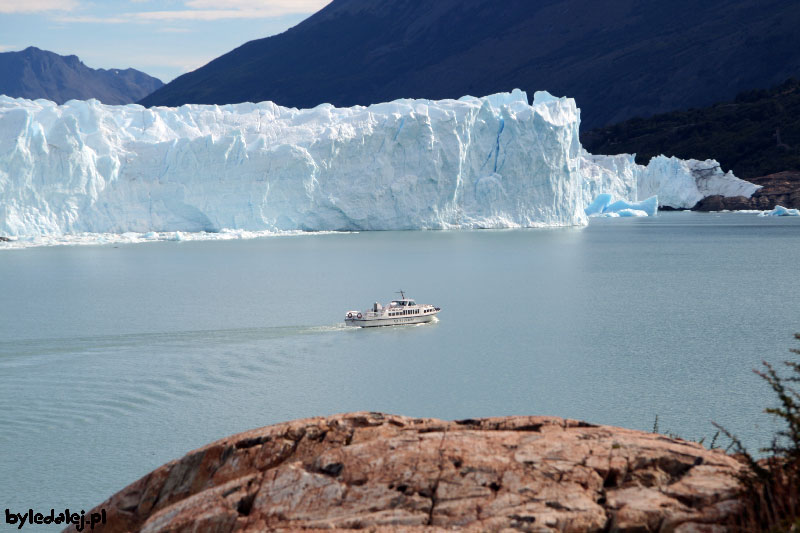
[0,46,163,105]
[140,0,800,128]
[582,78,800,180]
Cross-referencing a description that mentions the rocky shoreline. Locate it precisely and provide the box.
[66,412,744,533]
[692,171,800,211]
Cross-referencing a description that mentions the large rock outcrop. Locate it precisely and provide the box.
[67,413,744,532]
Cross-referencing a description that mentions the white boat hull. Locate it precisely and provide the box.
[345,311,439,328]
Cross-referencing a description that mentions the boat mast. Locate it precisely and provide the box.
[396,289,405,300]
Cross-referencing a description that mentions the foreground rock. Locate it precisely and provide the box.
[68,413,743,532]
[693,171,800,211]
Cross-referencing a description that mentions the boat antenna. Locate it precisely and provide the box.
[396,289,405,299]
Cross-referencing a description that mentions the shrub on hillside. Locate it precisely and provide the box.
[715,333,800,532]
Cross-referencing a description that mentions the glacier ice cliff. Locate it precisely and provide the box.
[0,90,585,237]
[0,90,761,242]
[636,155,760,209]
[581,151,761,211]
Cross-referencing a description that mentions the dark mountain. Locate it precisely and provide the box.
[0,47,163,105]
[140,0,800,128]
[582,78,800,180]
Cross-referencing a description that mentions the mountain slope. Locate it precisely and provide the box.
[582,78,800,180]
[0,47,163,105]
[140,0,800,128]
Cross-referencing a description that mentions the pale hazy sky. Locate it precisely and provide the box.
[0,0,332,82]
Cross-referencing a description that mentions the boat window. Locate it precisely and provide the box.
[408,301,415,306]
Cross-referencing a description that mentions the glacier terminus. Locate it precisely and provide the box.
[0,90,760,245]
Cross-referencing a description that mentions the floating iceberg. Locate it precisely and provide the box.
[616,209,649,217]
[760,205,800,216]
[0,90,586,238]
[584,193,657,217]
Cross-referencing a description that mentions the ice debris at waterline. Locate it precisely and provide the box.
[0,91,758,242]
[0,229,348,249]
[760,205,800,216]
[584,193,658,217]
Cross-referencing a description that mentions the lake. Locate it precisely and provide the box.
[2,211,799,527]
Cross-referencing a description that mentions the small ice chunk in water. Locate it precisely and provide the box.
[604,196,658,216]
[584,193,613,216]
[617,209,649,217]
[585,194,657,217]
[762,205,800,216]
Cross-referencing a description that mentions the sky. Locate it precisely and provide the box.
[0,0,332,82]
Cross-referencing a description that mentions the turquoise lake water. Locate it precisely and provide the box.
[1,211,799,527]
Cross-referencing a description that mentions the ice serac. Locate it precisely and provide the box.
[581,152,761,210]
[0,90,586,237]
[580,151,639,210]
[638,156,761,209]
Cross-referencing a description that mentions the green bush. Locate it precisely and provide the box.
[714,334,800,532]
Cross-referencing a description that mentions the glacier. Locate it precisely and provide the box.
[0,89,761,244]
[636,155,760,209]
[0,90,586,238]
[580,151,760,211]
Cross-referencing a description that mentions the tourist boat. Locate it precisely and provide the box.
[345,291,441,327]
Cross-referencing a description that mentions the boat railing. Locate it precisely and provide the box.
[357,305,437,319]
